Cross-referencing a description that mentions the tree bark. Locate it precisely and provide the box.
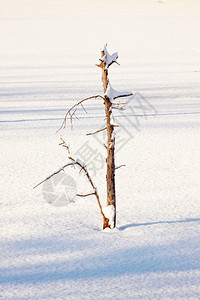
[100,50,116,228]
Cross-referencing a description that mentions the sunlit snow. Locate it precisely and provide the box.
[0,0,200,299]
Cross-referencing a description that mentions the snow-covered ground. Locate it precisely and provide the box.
[0,0,200,299]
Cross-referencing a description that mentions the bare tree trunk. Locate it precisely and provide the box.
[35,46,131,230]
[100,50,116,228]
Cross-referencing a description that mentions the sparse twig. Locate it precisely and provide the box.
[33,138,110,228]
[73,159,106,222]
[115,164,126,170]
[57,95,105,132]
[76,193,96,197]
[59,137,70,154]
[86,127,107,136]
[112,106,125,111]
[33,162,75,189]
[87,124,119,136]
[112,92,133,100]
[112,102,127,106]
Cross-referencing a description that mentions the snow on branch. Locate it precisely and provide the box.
[99,44,119,70]
[105,81,133,102]
[57,95,105,132]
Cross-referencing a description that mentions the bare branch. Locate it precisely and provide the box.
[96,61,104,68]
[87,124,118,136]
[59,137,70,154]
[76,193,96,197]
[34,138,109,226]
[112,102,127,106]
[113,92,133,100]
[112,106,126,111]
[86,127,107,136]
[33,162,75,189]
[115,164,126,170]
[81,103,87,113]
[57,95,105,132]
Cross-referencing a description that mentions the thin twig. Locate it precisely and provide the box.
[112,106,126,111]
[33,162,75,189]
[59,137,70,154]
[112,102,127,105]
[57,95,105,132]
[86,127,107,136]
[113,92,133,100]
[81,103,87,113]
[76,193,96,197]
[33,138,108,224]
[115,164,126,170]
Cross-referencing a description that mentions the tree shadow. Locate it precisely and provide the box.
[119,218,200,231]
[1,235,200,285]
[1,218,200,286]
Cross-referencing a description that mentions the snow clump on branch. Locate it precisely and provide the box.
[105,81,133,102]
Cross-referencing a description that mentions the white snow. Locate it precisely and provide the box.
[110,113,118,128]
[1,0,200,299]
[100,44,119,69]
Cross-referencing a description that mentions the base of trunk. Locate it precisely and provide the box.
[103,216,111,229]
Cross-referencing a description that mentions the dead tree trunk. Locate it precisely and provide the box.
[100,50,116,228]
[35,45,133,230]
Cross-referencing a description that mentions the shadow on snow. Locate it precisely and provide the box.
[119,218,200,231]
[0,218,200,285]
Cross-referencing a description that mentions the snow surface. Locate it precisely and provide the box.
[1,0,200,299]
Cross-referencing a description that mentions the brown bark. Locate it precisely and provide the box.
[100,50,116,228]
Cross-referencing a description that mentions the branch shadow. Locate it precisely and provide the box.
[119,218,200,231]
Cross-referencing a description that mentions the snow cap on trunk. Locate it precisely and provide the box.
[103,205,115,229]
[100,44,119,69]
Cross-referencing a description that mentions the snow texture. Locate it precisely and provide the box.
[1,0,200,299]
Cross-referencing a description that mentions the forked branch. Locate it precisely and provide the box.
[57,95,105,132]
